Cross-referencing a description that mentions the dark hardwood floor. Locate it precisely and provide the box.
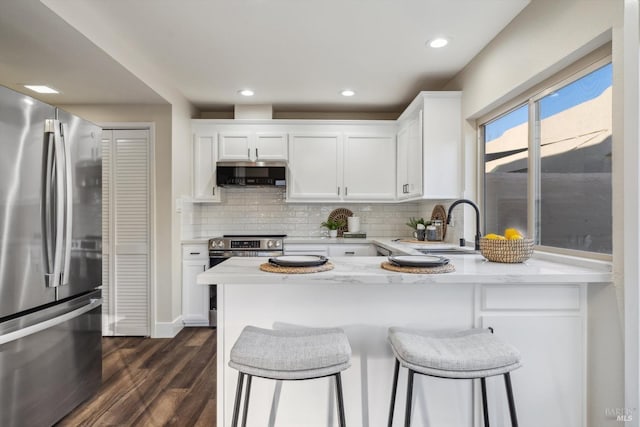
[56,327,216,427]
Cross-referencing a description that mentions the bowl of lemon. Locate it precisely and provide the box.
[479,228,534,263]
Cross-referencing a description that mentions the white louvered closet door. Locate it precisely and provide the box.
[102,129,151,336]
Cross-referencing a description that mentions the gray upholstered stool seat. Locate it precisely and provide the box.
[230,325,351,380]
[388,327,521,379]
[229,325,352,427]
[387,327,521,427]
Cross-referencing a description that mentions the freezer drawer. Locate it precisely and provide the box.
[0,292,102,427]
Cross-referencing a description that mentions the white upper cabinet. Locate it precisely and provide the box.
[422,92,462,199]
[288,133,342,200]
[286,123,397,202]
[396,91,462,200]
[255,133,288,161]
[218,133,251,161]
[343,135,396,200]
[396,112,422,200]
[218,131,288,162]
[192,124,221,202]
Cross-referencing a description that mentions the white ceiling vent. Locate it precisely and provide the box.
[234,104,273,120]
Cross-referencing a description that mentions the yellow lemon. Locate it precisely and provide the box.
[504,228,523,239]
[484,233,506,240]
[507,234,523,240]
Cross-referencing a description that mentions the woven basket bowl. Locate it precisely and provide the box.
[479,237,534,263]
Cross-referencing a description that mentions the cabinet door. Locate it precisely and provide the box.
[255,133,288,161]
[328,244,376,256]
[283,244,329,257]
[480,314,584,427]
[397,112,422,200]
[182,259,209,326]
[343,135,396,200]
[218,133,251,161]
[287,133,342,200]
[193,132,221,201]
[423,94,461,198]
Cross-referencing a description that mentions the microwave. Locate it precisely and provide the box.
[216,161,286,186]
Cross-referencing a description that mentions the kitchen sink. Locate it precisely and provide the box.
[415,248,478,255]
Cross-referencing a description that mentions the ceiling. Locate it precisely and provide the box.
[1,0,530,113]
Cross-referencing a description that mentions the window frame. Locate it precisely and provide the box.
[478,52,613,260]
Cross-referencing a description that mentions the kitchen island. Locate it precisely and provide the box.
[198,255,613,427]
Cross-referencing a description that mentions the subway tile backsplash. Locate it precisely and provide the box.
[182,187,461,243]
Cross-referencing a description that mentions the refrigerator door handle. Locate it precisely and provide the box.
[0,298,102,346]
[41,126,55,286]
[60,122,73,286]
[51,120,65,288]
[42,120,65,288]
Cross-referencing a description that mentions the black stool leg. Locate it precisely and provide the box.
[241,375,252,427]
[231,372,245,427]
[388,359,400,427]
[504,373,518,427]
[335,373,347,427]
[404,369,415,427]
[480,377,490,427]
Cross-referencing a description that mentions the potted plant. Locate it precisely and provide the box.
[406,217,430,241]
[321,219,346,238]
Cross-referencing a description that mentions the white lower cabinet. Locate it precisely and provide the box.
[285,243,375,257]
[328,244,376,257]
[479,285,585,427]
[182,244,210,326]
[283,244,330,257]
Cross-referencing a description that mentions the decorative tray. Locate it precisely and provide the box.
[387,255,449,268]
[269,255,328,267]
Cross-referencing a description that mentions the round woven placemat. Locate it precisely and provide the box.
[260,262,335,274]
[380,262,455,274]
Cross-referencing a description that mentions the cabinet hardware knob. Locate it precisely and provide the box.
[256,148,259,158]
[345,251,355,255]
[345,187,348,196]
[190,252,201,255]
[338,187,340,196]
[247,148,250,158]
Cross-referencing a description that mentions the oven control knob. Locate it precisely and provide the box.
[275,240,282,248]
[267,240,274,248]
[216,240,224,248]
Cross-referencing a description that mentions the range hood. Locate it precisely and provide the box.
[216,161,286,187]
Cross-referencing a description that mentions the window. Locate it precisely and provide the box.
[482,60,612,255]
[483,104,529,237]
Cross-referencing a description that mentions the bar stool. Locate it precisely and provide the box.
[229,325,352,427]
[387,327,521,427]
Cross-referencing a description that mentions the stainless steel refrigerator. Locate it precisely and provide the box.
[0,85,103,426]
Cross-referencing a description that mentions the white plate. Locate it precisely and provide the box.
[388,255,449,267]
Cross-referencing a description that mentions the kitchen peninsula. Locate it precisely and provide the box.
[198,252,612,427]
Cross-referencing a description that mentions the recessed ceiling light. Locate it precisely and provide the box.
[239,89,254,97]
[428,38,449,49]
[24,85,59,94]
[341,89,355,97]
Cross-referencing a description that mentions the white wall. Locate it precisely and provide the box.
[443,1,625,424]
[43,0,198,337]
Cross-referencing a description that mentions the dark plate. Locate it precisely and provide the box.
[269,255,328,267]
[388,255,449,268]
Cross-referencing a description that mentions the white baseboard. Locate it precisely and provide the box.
[153,316,184,338]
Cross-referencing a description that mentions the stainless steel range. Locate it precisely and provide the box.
[207,234,286,328]
[208,234,286,267]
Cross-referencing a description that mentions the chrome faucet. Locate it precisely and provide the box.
[446,199,482,250]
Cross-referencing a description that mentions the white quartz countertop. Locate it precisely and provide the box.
[197,254,612,285]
